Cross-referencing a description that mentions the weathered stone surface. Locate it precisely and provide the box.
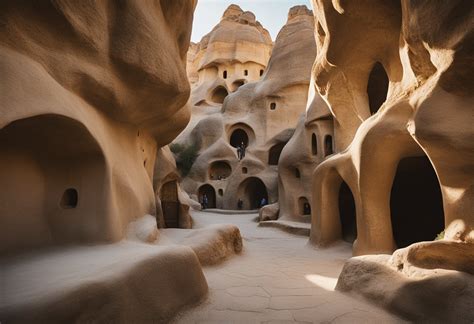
[307,0,474,256]
[298,2,474,320]
[0,1,226,322]
[176,5,316,212]
[259,202,280,221]
[337,247,474,323]
[0,0,196,254]
[1,243,208,323]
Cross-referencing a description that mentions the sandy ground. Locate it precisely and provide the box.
[173,210,406,324]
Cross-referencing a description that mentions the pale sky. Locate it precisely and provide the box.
[192,0,313,42]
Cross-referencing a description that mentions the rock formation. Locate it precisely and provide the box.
[308,0,473,254]
[176,5,315,210]
[272,86,333,223]
[0,1,242,322]
[0,0,196,254]
[187,4,272,110]
[303,0,474,321]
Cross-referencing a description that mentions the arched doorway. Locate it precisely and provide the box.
[209,161,232,180]
[324,135,333,156]
[160,181,179,228]
[298,197,311,216]
[198,184,216,209]
[390,156,444,248]
[268,142,286,165]
[367,62,389,115]
[230,128,249,148]
[211,86,228,104]
[238,177,268,210]
[339,181,357,243]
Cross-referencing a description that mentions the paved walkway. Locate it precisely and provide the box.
[173,211,405,324]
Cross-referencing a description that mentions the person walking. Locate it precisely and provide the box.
[240,142,246,159]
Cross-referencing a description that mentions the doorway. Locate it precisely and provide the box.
[161,181,180,228]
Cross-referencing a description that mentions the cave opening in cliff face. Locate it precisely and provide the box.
[211,86,228,104]
[324,135,333,156]
[231,80,245,91]
[161,181,180,228]
[209,161,232,179]
[390,156,444,248]
[198,184,216,208]
[60,188,78,209]
[311,133,318,155]
[367,62,389,115]
[238,177,268,210]
[298,197,311,217]
[268,142,286,165]
[338,181,357,243]
[230,128,249,147]
[0,114,107,252]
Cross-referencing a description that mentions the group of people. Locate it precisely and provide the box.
[236,142,246,160]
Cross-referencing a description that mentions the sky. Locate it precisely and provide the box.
[192,0,313,42]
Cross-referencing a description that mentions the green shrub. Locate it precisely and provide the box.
[435,230,445,241]
[171,143,199,177]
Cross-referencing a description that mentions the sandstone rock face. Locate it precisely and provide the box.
[308,0,474,256]
[277,93,332,222]
[306,1,474,320]
[187,42,200,86]
[177,5,315,210]
[0,0,197,255]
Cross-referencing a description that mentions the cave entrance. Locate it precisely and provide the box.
[311,133,318,155]
[298,197,311,216]
[367,62,389,115]
[211,86,228,104]
[339,181,357,243]
[209,161,232,180]
[268,142,286,165]
[324,135,333,156]
[0,114,107,252]
[198,184,216,209]
[390,156,444,248]
[160,181,179,228]
[230,128,249,148]
[60,188,78,209]
[231,80,245,92]
[239,177,268,210]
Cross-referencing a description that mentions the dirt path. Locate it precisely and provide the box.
[173,211,404,323]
